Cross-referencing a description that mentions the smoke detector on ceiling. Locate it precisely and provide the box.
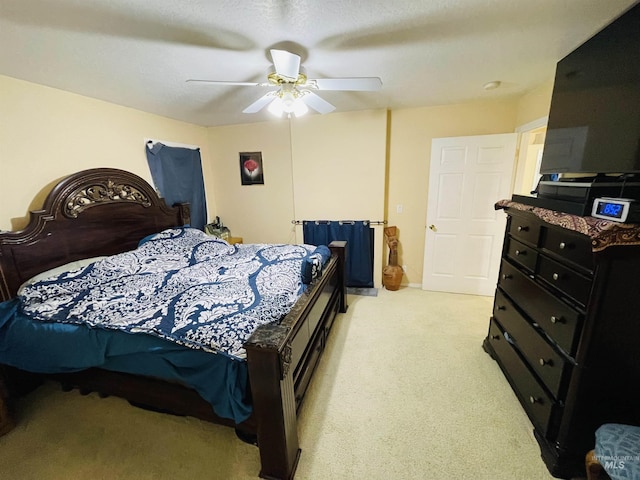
[483,81,501,90]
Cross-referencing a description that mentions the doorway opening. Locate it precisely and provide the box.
[513,118,548,196]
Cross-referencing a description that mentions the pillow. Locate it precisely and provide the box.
[17,256,106,295]
[137,226,195,246]
[301,245,332,284]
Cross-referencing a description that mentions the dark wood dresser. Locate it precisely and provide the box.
[483,200,640,478]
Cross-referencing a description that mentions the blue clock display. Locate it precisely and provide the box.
[596,201,624,218]
[592,197,640,223]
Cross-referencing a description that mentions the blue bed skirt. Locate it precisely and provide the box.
[0,299,252,423]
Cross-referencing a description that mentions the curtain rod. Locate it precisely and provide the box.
[291,220,387,225]
[145,138,200,150]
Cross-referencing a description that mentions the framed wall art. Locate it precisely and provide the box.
[239,152,264,185]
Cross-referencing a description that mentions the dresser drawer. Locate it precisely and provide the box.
[499,260,583,355]
[506,237,538,272]
[541,227,593,272]
[508,215,541,246]
[493,289,571,399]
[537,255,592,307]
[487,319,556,437]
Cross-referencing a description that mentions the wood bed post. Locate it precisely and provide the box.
[245,327,300,480]
[244,243,347,479]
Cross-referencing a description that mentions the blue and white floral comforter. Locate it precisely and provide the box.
[18,227,328,360]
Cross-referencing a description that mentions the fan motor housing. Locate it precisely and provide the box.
[267,68,307,86]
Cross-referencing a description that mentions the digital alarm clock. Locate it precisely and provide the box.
[591,197,640,223]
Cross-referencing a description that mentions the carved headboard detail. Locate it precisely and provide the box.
[0,168,190,301]
[63,179,152,218]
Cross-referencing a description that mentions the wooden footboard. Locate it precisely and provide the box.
[245,241,346,480]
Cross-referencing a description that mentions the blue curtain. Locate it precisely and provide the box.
[303,220,374,288]
[145,143,207,230]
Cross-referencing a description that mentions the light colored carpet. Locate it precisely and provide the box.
[346,287,378,297]
[0,288,560,480]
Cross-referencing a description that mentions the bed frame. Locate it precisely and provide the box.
[0,168,347,480]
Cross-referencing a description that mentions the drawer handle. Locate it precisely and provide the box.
[539,358,554,367]
[496,305,506,311]
[501,274,512,280]
[529,396,543,405]
[552,273,560,281]
[559,242,566,249]
[491,334,500,340]
[517,225,529,232]
[515,249,526,256]
[550,315,564,324]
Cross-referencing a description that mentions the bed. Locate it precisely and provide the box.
[0,167,347,480]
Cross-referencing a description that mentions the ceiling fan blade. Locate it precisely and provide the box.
[270,49,301,81]
[243,92,278,113]
[186,79,263,87]
[300,91,336,114]
[310,77,382,91]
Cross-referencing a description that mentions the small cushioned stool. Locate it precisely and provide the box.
[586,423,640,480]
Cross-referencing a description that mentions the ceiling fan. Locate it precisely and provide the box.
[187,49,382,117]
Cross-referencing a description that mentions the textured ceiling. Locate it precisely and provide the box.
[0,0,638,127]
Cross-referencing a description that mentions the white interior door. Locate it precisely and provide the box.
[422,133,517,296]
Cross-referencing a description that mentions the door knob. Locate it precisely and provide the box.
[428,224,437,231]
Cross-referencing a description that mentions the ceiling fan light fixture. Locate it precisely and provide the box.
[281,90,297,112]
[292,98,308,117]
[268,85,308,118]
[267,96,308,118]
[267,97,284,116]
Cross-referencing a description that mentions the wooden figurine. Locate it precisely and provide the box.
[383,226,403,291]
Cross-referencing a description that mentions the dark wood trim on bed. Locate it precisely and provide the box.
[0,168,347,480]
[245,240,345,479]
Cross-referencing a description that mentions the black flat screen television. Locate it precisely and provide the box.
[539,3,640,176]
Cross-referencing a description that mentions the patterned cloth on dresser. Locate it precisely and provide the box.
[495,199,640,252]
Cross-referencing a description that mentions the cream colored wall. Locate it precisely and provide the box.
[386,100,519,286]
[513,127,546,195]
[512,80,554,196]
[1,73,555,291]
[207,98,558,290]
[0,75,215,232]
[206,120,295,245]
[291,110,387,287]
[515,79,553,127]
[207,110,387,286]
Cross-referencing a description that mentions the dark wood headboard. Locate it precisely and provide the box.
[0,168,190,301]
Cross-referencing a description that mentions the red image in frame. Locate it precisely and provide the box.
[240,152,264,185]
